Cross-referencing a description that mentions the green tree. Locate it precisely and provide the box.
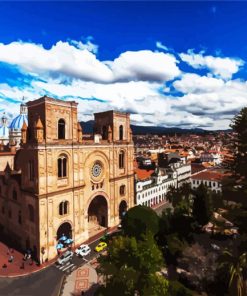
[121,205,159,239]
[166,183,192,213]
[192,184,213,227]
[168,281,194,296]
[230,107,247,187]
[96,234,169,296]
[219,250,247,296]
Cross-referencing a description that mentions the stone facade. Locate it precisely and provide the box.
[0,96,134,262]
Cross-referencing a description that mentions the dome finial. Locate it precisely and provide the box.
[20,97,27,115]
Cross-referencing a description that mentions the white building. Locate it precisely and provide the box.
[158,152,191,187]
[191,170,224,193]
[135,167,177,207]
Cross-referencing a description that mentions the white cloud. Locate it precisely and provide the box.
[0,41,180,83]
[156,41,169,51]
[110,50,180,82]
[1,40,247,130]
[180,51,244,79]
[173,73,224,93]
[69,39,99,54]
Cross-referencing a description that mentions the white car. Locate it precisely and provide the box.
[56,250,73,265]
[75,244,91,257]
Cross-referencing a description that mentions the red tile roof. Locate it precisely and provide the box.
[192,170,226,182]
[135,168,154,180]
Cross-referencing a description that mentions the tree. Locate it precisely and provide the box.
[230,107,247,187]
[96,234,169,296]
[192,184,213,227]
[121,205,159,239]
[166,183,192,214]
[219,250,247,296]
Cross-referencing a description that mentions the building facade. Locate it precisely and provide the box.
[135,167,177,207]
[0,96,134,262]
[191,170,224,193]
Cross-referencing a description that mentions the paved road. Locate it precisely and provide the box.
[0,237,104,296]
[0,203,171,296]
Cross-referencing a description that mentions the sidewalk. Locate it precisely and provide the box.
[0,241,56,278]
[0,225,118,278]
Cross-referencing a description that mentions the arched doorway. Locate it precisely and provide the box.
[119,200,127,220]
[88,195,108,228]
[57,222,72,240]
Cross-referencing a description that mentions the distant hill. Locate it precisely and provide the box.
[80,121,230,135]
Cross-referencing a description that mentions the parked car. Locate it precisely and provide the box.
[56,250,73,265]
[75,244,91,257]
[95,241,107,252]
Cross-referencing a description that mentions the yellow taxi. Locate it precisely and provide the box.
[95,241,107,252]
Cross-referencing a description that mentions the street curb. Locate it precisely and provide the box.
[0,226,118,279]
[0,259,57,279]
[57,274,66,296]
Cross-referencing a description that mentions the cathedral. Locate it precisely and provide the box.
[0,96,134,262]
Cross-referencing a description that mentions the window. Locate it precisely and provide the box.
[28,160,35,181]
[8,209,12,219]
[119,151,125,169]
[102,125,107,140]
[58,119,65,139]
[28,204,34,222]
[59,201,69,215]
[119,125,123,141]
[120,185,126,196]
[58,155,67,178]
[2,206,5,215]
[18,211,22,224]
[12,189,17,200]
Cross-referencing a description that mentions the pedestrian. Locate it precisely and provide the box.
[8,255,14,263]
[2,263,7,268]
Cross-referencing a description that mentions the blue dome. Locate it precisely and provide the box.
[9,114,28,130]
[0,125,9,138]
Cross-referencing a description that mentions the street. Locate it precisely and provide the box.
[0,237,103,296]
[0,202,171,296]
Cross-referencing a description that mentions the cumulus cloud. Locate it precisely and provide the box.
[173,73,224,93]
[1,40,247,130]
[0,41,180,83]
[179,50,244,79]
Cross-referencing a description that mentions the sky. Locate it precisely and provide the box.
[0,1,247,130]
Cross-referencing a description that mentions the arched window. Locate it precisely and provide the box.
[102,125,107,140]
[119,150,125,169]
[119,125,123,141]
[28,204,34,222]
[59,201,69,216]
[58,119,65,139]
[12,189,17,200]
[58,155,67,178]
[120,185,126,196]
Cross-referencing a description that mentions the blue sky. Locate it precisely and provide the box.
[0,2,247,129]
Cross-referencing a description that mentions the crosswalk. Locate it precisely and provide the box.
[55,261,77,273]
